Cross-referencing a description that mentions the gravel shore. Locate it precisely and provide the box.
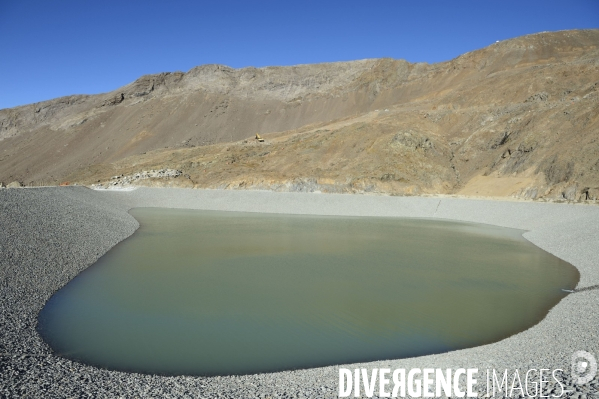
[1,187,598,398]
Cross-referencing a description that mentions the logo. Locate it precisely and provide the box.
[571,351,597,385]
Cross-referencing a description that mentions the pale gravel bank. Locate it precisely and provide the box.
[1,187,598,398]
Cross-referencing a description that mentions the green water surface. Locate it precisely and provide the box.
[37,208,579,376]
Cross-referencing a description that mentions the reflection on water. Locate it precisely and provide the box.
[37,208,578,376]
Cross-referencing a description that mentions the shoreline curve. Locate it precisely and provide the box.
[1,187,598,398]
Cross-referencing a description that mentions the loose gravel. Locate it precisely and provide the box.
[1,187,597,398]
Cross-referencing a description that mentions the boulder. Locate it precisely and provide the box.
[391,131,434,150]
[6,181,23,188]
[562,185,577,201]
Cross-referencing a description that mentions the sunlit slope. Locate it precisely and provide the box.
[2,30,598,200]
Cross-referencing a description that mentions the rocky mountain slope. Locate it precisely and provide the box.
[1,29,598,200]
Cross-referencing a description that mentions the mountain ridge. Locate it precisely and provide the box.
[1,29,598,201]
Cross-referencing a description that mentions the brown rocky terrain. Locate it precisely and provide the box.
[1,29,599,201]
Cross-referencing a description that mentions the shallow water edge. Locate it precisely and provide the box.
[38,207,579,376]
[2,187,597,398]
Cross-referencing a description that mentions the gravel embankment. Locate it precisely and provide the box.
[1,187,598,398]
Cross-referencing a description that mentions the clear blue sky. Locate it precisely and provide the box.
[1,0,597,109]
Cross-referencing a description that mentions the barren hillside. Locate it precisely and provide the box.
[2,29,599,201]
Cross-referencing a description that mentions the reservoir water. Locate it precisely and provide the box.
[37,208,578,376]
